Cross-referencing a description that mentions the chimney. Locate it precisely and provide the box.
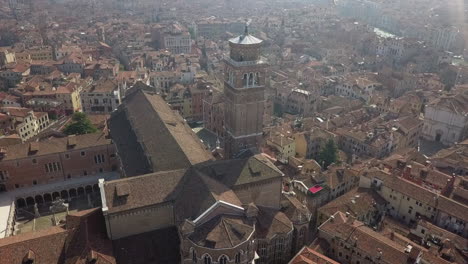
[403,165,412,179]
[376,248,383,260]
[67,136,77,148]
[346,213,355,225]
[420,168,428,178]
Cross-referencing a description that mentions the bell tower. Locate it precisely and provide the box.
[224,26,268,158]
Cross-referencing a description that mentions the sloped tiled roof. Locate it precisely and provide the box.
[189,215,254,249]
[0,209,116,264]
[108,90,213,177]
[256,206,293,239]
[289,246,340,264]
[320,212,410,264]
[0,133,111,161]
[104,169,187,214]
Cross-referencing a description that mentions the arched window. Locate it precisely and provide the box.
[255,72,260,85]
[191,248,197,263]
[243,74,248,87]
[229,71,233,84]
[203,254,211,264]
[235,252,241,264]
[219,255,228,264]
[248,73,254,86]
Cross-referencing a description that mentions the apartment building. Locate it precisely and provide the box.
[317,211,423,264]
[0,63,30,87]
[267,134,296,164]
[81,79,121,114]
[360,168,468,237]
[334,76,380,103]
[0,48,16,67]
[0,107,49,142]
[16,46,54,61]
[153,23,191,54]
[285,88,318,117]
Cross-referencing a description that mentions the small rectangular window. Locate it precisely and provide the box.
[81,151,85,156]
[32,159,37,164]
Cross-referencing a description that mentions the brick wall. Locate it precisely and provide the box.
[0,143,118,191]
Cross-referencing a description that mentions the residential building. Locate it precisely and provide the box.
[189,78,213,122]
[83,59,120,80]
[266,134,296,164]
[203,90,225,139]
[16,46,54,61]
[55,81,86,114]
[165,84,192,119]
[0,107,49,142]
[55,54,88,74]
[54,45,82,60]
[317,211,424,264]
[195,19,245,38]
[154,23,191,54]
[285,88,318,117]
[0,63,30,87]
[410,219,467,264]
[0,92,21,107]
[334,76,380,103]
[30,61,56,75]
[81,79,121,114]
[317,187,386,227]
[294,128,336,160]
[431,139,468,175]
[360,168,468,237]
[0,48,16,67]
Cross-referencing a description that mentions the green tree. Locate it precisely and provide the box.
[63,113,97,135]
[317,139,338,169]
[188,27,196,39]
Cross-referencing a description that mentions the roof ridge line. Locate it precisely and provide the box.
[222,218,236,248]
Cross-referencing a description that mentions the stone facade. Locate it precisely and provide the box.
[423,92,468,146]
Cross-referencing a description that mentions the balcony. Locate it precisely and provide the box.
[224,56,268,67]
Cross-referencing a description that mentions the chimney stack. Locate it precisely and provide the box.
[403,165,412,179]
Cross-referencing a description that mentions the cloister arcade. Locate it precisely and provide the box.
[15,183,100,208]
